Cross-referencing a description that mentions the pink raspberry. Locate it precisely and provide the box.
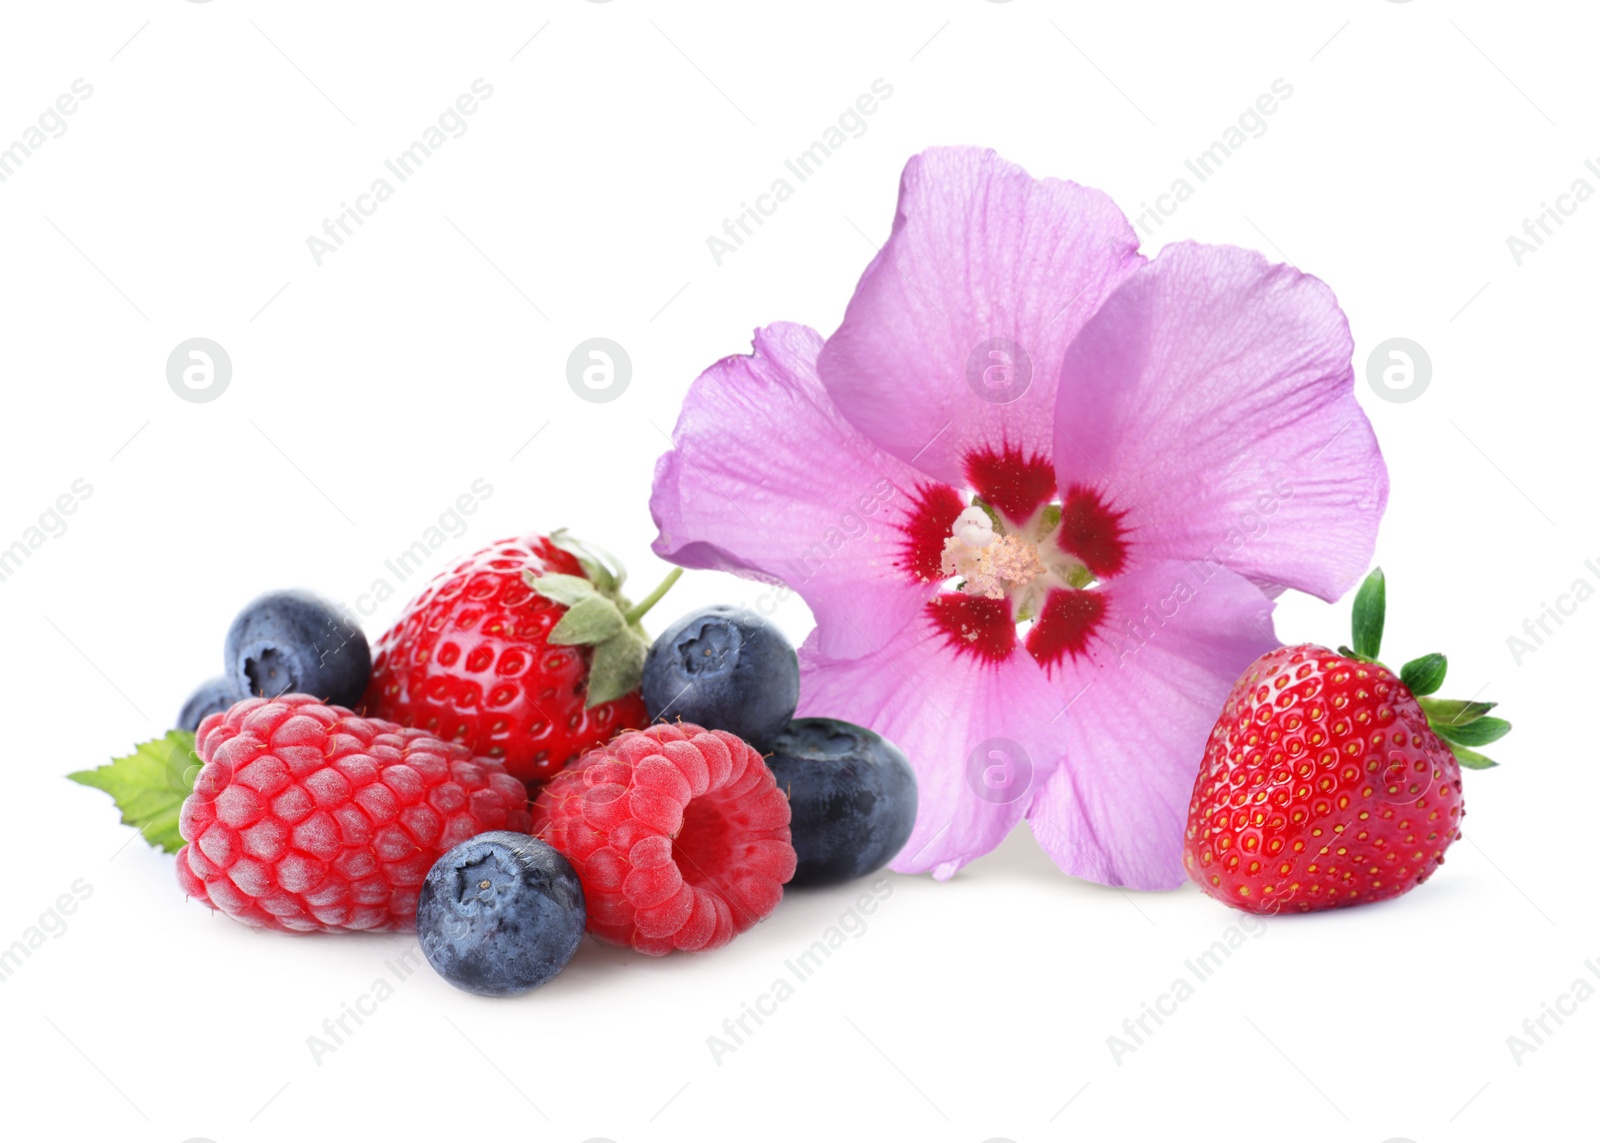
[176,694,531,933]
[531,722,796,955]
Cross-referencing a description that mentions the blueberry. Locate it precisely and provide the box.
[177,675,242,731]
[764,718,918,887]
[417,832,586,997]
[642,605,799,745]
[224,589,370,708]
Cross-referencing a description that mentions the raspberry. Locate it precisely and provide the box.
[176,694,531,933]
[531,722,796,955]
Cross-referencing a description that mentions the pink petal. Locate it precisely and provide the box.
[1026,562,1277,889]
[818,147,1143,487]
[1053,242,1387,602]
[796,610,1067,880]
[650,323,932,659]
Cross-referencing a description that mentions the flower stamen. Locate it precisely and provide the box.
[941,509,1046,601]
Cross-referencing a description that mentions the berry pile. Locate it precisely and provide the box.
[72,530,921,996]
[76,512,1491,993]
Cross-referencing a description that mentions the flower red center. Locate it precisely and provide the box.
[927,595,1017,662]
[963,444,1058,527]
[1025,589,1109,668]
[897,483,967,584]
[897,448,1128,671]
[1058,483,1129,578]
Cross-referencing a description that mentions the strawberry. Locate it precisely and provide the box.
[362,533,681,786]
[1183,568,1507,913]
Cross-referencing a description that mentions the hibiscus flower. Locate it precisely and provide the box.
[649,147,1387,889]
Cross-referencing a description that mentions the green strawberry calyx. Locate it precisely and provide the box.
[526,529,683,709]
[68,730,200,854]
[1336,567,1509,770]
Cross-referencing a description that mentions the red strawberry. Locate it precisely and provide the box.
[363,533,675,786]
[1183,569,1507,913]
[175,694,531,932]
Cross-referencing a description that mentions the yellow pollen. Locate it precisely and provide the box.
[941,532,1045,599]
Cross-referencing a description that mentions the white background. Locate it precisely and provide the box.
[0,2,1593,1141]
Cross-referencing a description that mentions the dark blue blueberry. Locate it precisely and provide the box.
[223,589,370,708]
[642,605,798,745]
[417,831,586,997]
[177,675,243,731]
[765,717,917,887]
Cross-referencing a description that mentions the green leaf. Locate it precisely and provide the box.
[525,572,600,608]
[67,730,199,854]
[585,629,648,707]
[1351,567,1386,660]
[1435,716,1512,748]
[1418,697,1497,726]
[547,595,626,647]
[548,529,625,595]
[1399,653,1448,696]
[1450,745,1500,770]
